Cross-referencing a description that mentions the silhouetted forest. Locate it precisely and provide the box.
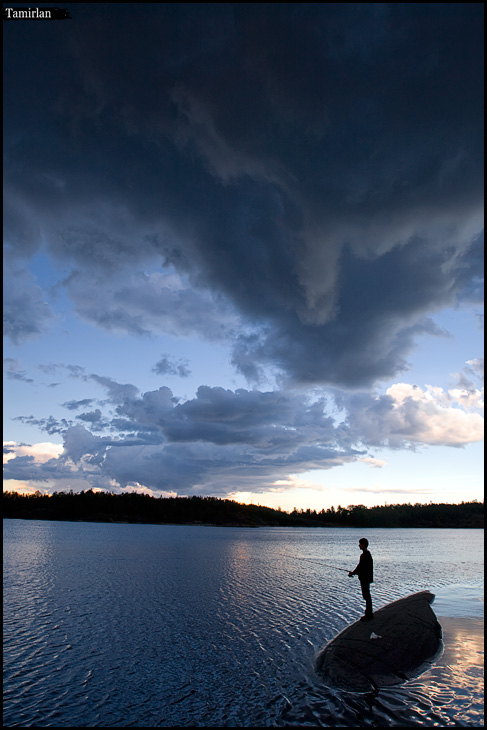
[3,491,483,528]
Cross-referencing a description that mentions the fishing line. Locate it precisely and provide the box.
[292,556,350,573]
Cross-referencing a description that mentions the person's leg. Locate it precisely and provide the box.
[360,581,373,617]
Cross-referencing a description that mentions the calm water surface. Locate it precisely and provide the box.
[3,521,484,727]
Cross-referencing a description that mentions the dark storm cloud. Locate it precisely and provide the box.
[3,4,483,386]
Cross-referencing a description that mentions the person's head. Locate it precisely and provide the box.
[359,538,368,550]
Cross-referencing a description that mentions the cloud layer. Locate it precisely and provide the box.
[3,4,483,388]
[4,360,483,495]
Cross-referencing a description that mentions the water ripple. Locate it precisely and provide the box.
[3,521,484,727]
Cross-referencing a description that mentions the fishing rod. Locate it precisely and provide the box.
[293,556,350,573]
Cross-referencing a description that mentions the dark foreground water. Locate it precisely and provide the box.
[3,521,484,727]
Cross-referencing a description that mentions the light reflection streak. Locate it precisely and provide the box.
[436,616,484,675]
[404,616,485,725]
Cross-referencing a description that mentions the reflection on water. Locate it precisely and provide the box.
[373,617,484,727]
[430,617,484,719]
[3,521,484,727]
[439,617,484,671]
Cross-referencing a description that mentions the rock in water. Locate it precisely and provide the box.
[315,590,443,692]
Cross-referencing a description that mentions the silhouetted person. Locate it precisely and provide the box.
[348,537,373,621]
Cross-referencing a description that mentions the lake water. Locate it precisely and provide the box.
[3,520,484,727]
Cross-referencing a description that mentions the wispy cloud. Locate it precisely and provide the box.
[3,358,34,383]
[153,354,191,378]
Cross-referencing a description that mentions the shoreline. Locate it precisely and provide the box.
[2,515,484,530]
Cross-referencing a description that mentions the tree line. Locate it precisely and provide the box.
[3,490,483,528]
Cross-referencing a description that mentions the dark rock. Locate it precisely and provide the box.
[315,591,443,692]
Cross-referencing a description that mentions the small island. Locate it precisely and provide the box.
[3,491,483,528]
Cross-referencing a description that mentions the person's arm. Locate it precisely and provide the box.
[348,560,360,577]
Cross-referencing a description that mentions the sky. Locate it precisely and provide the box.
[3,3,484,511]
